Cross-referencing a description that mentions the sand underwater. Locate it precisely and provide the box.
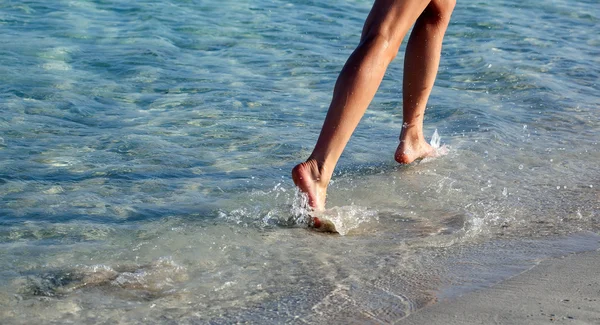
[0,0,598,324]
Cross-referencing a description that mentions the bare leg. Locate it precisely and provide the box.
[292,0,454,213]
[292,0,429,213]
[395,0,455,164]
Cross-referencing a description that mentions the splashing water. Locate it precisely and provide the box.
[429,129,450,157]
[430,129,442,149]
[424,129,449,160]
[291,188,311,225]
[290,189,376,235]
[314,206,378,235]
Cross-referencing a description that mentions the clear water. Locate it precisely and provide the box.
[1,0,598,323]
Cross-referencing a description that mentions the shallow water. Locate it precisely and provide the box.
[1,0,599,323]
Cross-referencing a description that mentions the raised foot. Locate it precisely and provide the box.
[394,139,435,164]
[292,159,329,229]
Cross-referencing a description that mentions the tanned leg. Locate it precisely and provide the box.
[395,0,455,164]
[292,0,432,213]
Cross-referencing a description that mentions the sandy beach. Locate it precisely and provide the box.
[402,250,600,324]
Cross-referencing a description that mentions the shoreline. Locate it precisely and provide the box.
[402,249,600,324]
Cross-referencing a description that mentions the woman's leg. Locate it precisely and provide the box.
[395,0,456,163]
[292,0,454,212]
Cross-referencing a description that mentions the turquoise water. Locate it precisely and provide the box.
[1,0,599,323]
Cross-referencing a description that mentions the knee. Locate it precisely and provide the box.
[423,0,456,26]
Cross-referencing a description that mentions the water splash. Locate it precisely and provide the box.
[290,188,311,225]
[314,206,377,235]
[217,186,312,228]
[430,129,442,149]
[217,186,375,235]
[426,129,449,159]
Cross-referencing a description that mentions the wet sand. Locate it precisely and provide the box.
[402,250,600,324]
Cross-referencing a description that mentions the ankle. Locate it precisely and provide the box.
[304,157,330,187]
[400,124,425,144]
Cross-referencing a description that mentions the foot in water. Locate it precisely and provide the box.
[394,128,435,164]
[291,159,331,230]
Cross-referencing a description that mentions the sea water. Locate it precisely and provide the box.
[0,0,598,323]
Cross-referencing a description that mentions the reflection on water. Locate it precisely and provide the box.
[0,0,599,323]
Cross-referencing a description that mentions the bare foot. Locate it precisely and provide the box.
[394,130,435,164]
[291,159,328,211]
